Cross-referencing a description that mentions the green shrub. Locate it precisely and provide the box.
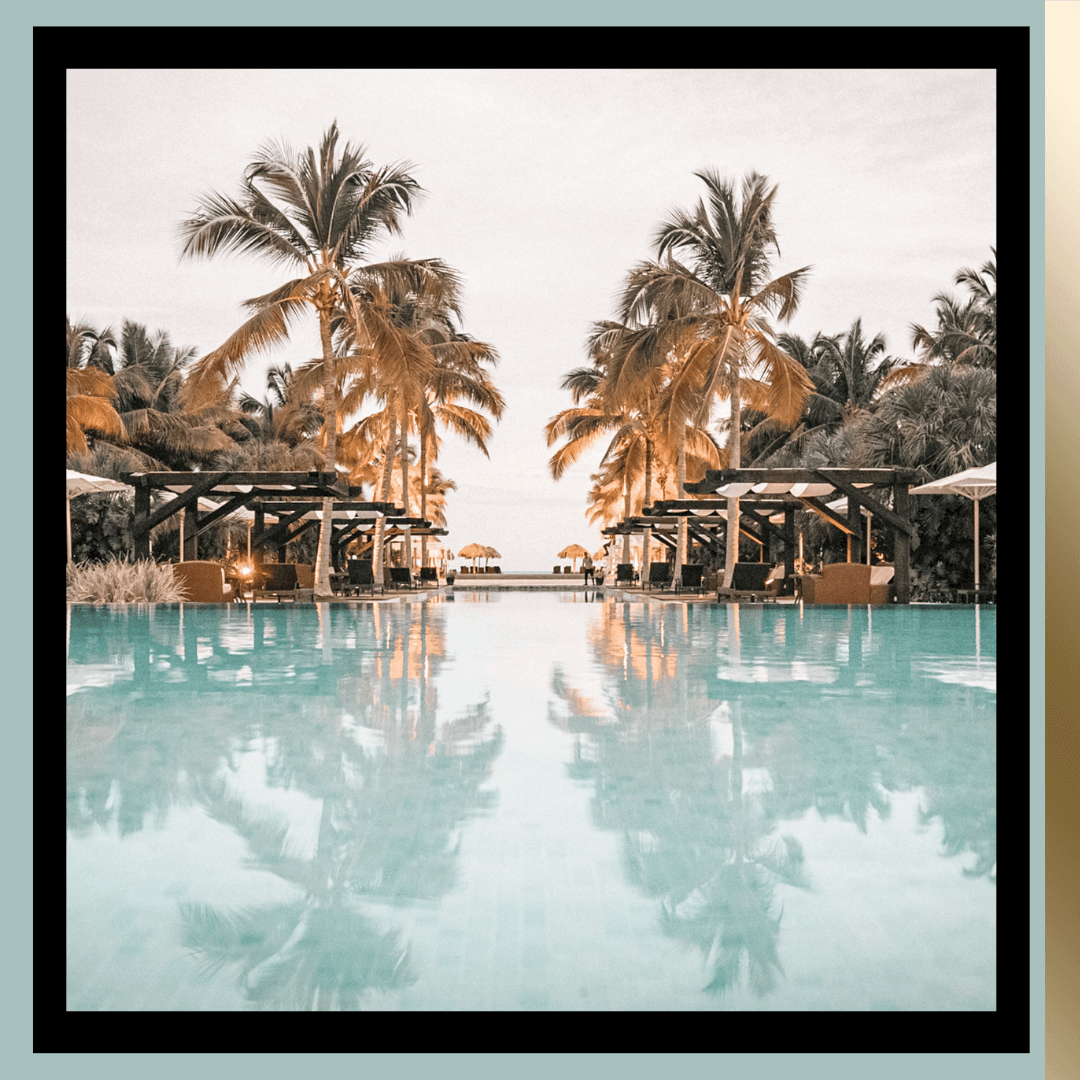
[66,558,190,603]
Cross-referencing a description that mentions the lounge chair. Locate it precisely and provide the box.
[799,562,891,605]
[716,562,777,603]
[172,561,235,603]
[294,563,315,601]
[675,564,706,595]
[419,566,439,587]
[389,567,417,590]
[615,563,637,585]
[345,559,382,596]
[644,562,672,591]
[252,563,301,602]
[553,566,561,574]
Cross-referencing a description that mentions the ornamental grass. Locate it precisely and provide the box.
[66,558,190,603]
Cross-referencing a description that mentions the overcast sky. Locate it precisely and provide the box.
[67,69,995,571]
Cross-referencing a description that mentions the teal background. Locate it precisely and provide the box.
[44,0,1043,1067]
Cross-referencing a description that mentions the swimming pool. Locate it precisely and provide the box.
[66,593,996,1011]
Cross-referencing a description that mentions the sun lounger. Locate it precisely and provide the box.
[615,563,637,585]
[172,561,235,603]
[419,567,439,587]
[675,564,706,595]
[644,562,672,591]
[252,563,302,602]
[293,563,315,601]
[716,562,778,603]
[389,567,418,590]
[345,560,382,596]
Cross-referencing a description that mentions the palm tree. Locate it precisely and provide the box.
[621,171,814,587]
[179,122,457,597]
[66,318,126,454]
[109,320,241,470]
[911,249,996,369]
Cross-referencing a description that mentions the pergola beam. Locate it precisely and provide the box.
[814,469,915,538]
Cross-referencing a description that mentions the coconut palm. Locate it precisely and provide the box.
[108,320,241,469]
[911,249,996,369]
[621,171,814,586]
[66,318,127,453]
[179,122,458,597]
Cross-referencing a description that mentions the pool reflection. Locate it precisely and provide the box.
[548,603,996,997]
[67,602,501,1010]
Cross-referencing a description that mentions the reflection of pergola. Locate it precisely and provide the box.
[125,471,431,569]
[610,467,920,603]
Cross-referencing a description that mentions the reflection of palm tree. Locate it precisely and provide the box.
[549,611,808,997]
[180,900,414,1011]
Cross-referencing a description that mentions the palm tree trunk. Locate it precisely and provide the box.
[724,377,742,589]
[642,439,653,587]
[622,474,632,567]
[373,407,397,579]
[314,306,337,598]
[399,402,411,573]
[419,430,429,570]
[675,432,687,579]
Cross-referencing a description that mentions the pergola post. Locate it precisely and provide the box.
[254,503,265,568]
[847,499,862,563]
[184,501,199,561]
[133,484,151,560]
[893,483,911,604]
[784,508,795,582]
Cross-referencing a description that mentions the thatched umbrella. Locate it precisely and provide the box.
[558,544,589,572]
[458,543,488,572]
[482,546,501,569]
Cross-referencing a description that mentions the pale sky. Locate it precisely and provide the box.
[67,69,995,571]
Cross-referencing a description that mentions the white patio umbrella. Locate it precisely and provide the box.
[910,462,997,589]
[66,470,130,562]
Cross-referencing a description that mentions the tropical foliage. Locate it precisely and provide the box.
[66,123,500,574]
[547,162,996,599]
[178,122,499,593]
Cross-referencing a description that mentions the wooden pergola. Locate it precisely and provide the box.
[124,471,421,569]
[608,467,919,603]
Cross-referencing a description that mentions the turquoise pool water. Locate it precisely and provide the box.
[66,594,996,1011]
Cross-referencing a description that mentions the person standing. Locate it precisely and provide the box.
[582,553,595,585]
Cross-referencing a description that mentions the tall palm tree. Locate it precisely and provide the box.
[179,122,456,597]
[622,171,814,586]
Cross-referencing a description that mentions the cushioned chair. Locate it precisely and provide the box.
[644,562,672,591]
[172,561,235,603]
[252,563,300,602]
[799,562,888,605]
[716,562,777,603]
[615,563,637,585]
[676,564,706,595]
[869,564,895,605]
[346,560,382,596]
[419,566,439,587]
[552,566,561,574]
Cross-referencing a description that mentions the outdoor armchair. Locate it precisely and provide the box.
[615,563,637,585]
[172,561,235,603]
[419,566,439,587]
[799,562,891,605]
